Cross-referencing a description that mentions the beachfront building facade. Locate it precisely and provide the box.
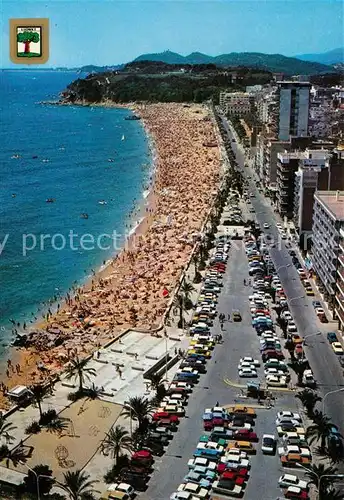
[312,191,344,316]
[276,151,300,218]
[293,150,331,244]
[336,226,344,332]
[277,81,311,141]
[219,92,254,116]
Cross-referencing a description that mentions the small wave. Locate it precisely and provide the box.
[128,217,144,237]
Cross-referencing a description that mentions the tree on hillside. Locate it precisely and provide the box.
[17,31,40,54]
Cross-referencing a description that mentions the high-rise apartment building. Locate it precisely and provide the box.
[336,226,344,332]
[312,191,344,314]
[278,81,311,141]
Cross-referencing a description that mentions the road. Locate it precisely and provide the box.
[223,116,344,434]
[141,230,297,500]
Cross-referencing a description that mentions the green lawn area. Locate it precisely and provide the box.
[17,52,41,57]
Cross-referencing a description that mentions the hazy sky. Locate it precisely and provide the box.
[1,0,342,68]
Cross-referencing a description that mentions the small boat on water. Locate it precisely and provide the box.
[32,155,38,159]
[98,200,107,205]
[46,198,55,203]
[42,159,50,163]
[80,213,89,219]
[125,115,141,120]
[11,154,21,159]
[121,135,125,141]
[108,158,115,162]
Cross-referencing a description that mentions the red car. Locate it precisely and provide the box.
[221,471,246,486]
[203,420,213,431]
[233,429,258,442]
[262,349,284,361]
[152,412,179,423]
[131,450,153,467]
[210,264,226,271]
[284,487,309,499]
[217,463,249,477]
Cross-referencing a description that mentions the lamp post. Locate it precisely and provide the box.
[19,462,55,500]
[296,463,344,500]
[289,295,305,305]
[322,387,344,414]
[164,327,168,383]
[276,264,291,273]
[303,331,321,346]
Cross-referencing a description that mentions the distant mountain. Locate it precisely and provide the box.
[133,50,333,75]
[79,64,125,72]
[295,48,344,66]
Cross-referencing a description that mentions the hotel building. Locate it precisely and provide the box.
[312,191,344,318]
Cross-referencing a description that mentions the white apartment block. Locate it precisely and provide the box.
[219,92,254,115]
[312,191,344,307]
[336,226,344,331]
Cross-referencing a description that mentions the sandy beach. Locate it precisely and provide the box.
[0,102,221,407]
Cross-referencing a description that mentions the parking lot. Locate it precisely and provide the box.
[139,224,308,500]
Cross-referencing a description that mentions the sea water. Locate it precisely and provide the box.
[0,70,151,352]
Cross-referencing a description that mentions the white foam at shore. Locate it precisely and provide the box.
[128,217,145,237]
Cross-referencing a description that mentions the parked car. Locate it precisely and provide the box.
[327,332,338,343]
[332,342,344,354]
[278,474,309,490]
[261,434,276,454]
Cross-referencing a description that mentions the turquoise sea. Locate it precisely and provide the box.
[0,70,151,353]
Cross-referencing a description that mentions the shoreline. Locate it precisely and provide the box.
[0,102,221,408]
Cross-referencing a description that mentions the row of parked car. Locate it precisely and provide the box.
[101,237,233,498]
[290,250,344,357]
[171,405,260,499]
[244,235,292,388]
[190,235,230,337]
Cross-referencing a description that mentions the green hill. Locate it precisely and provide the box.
[133,50,333,75]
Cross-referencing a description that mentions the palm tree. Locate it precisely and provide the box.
[181,280,195,306]
[122,396,153,430]
[85,383,103,401]
[59,470,98,500]
[306,411,337,450]
[29,384,51,420]
[101,425,132,463]
[322,488,344,500]
[129,427,147,452]
[288,359,308,385]
[173,295,185,329]
[64,356,96,393]
[147,372,167,404]
[314,442,344,465]
[0,444,29,468]
[303,463,338,495]
[295,389,322,418]
[0,416,16,444]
